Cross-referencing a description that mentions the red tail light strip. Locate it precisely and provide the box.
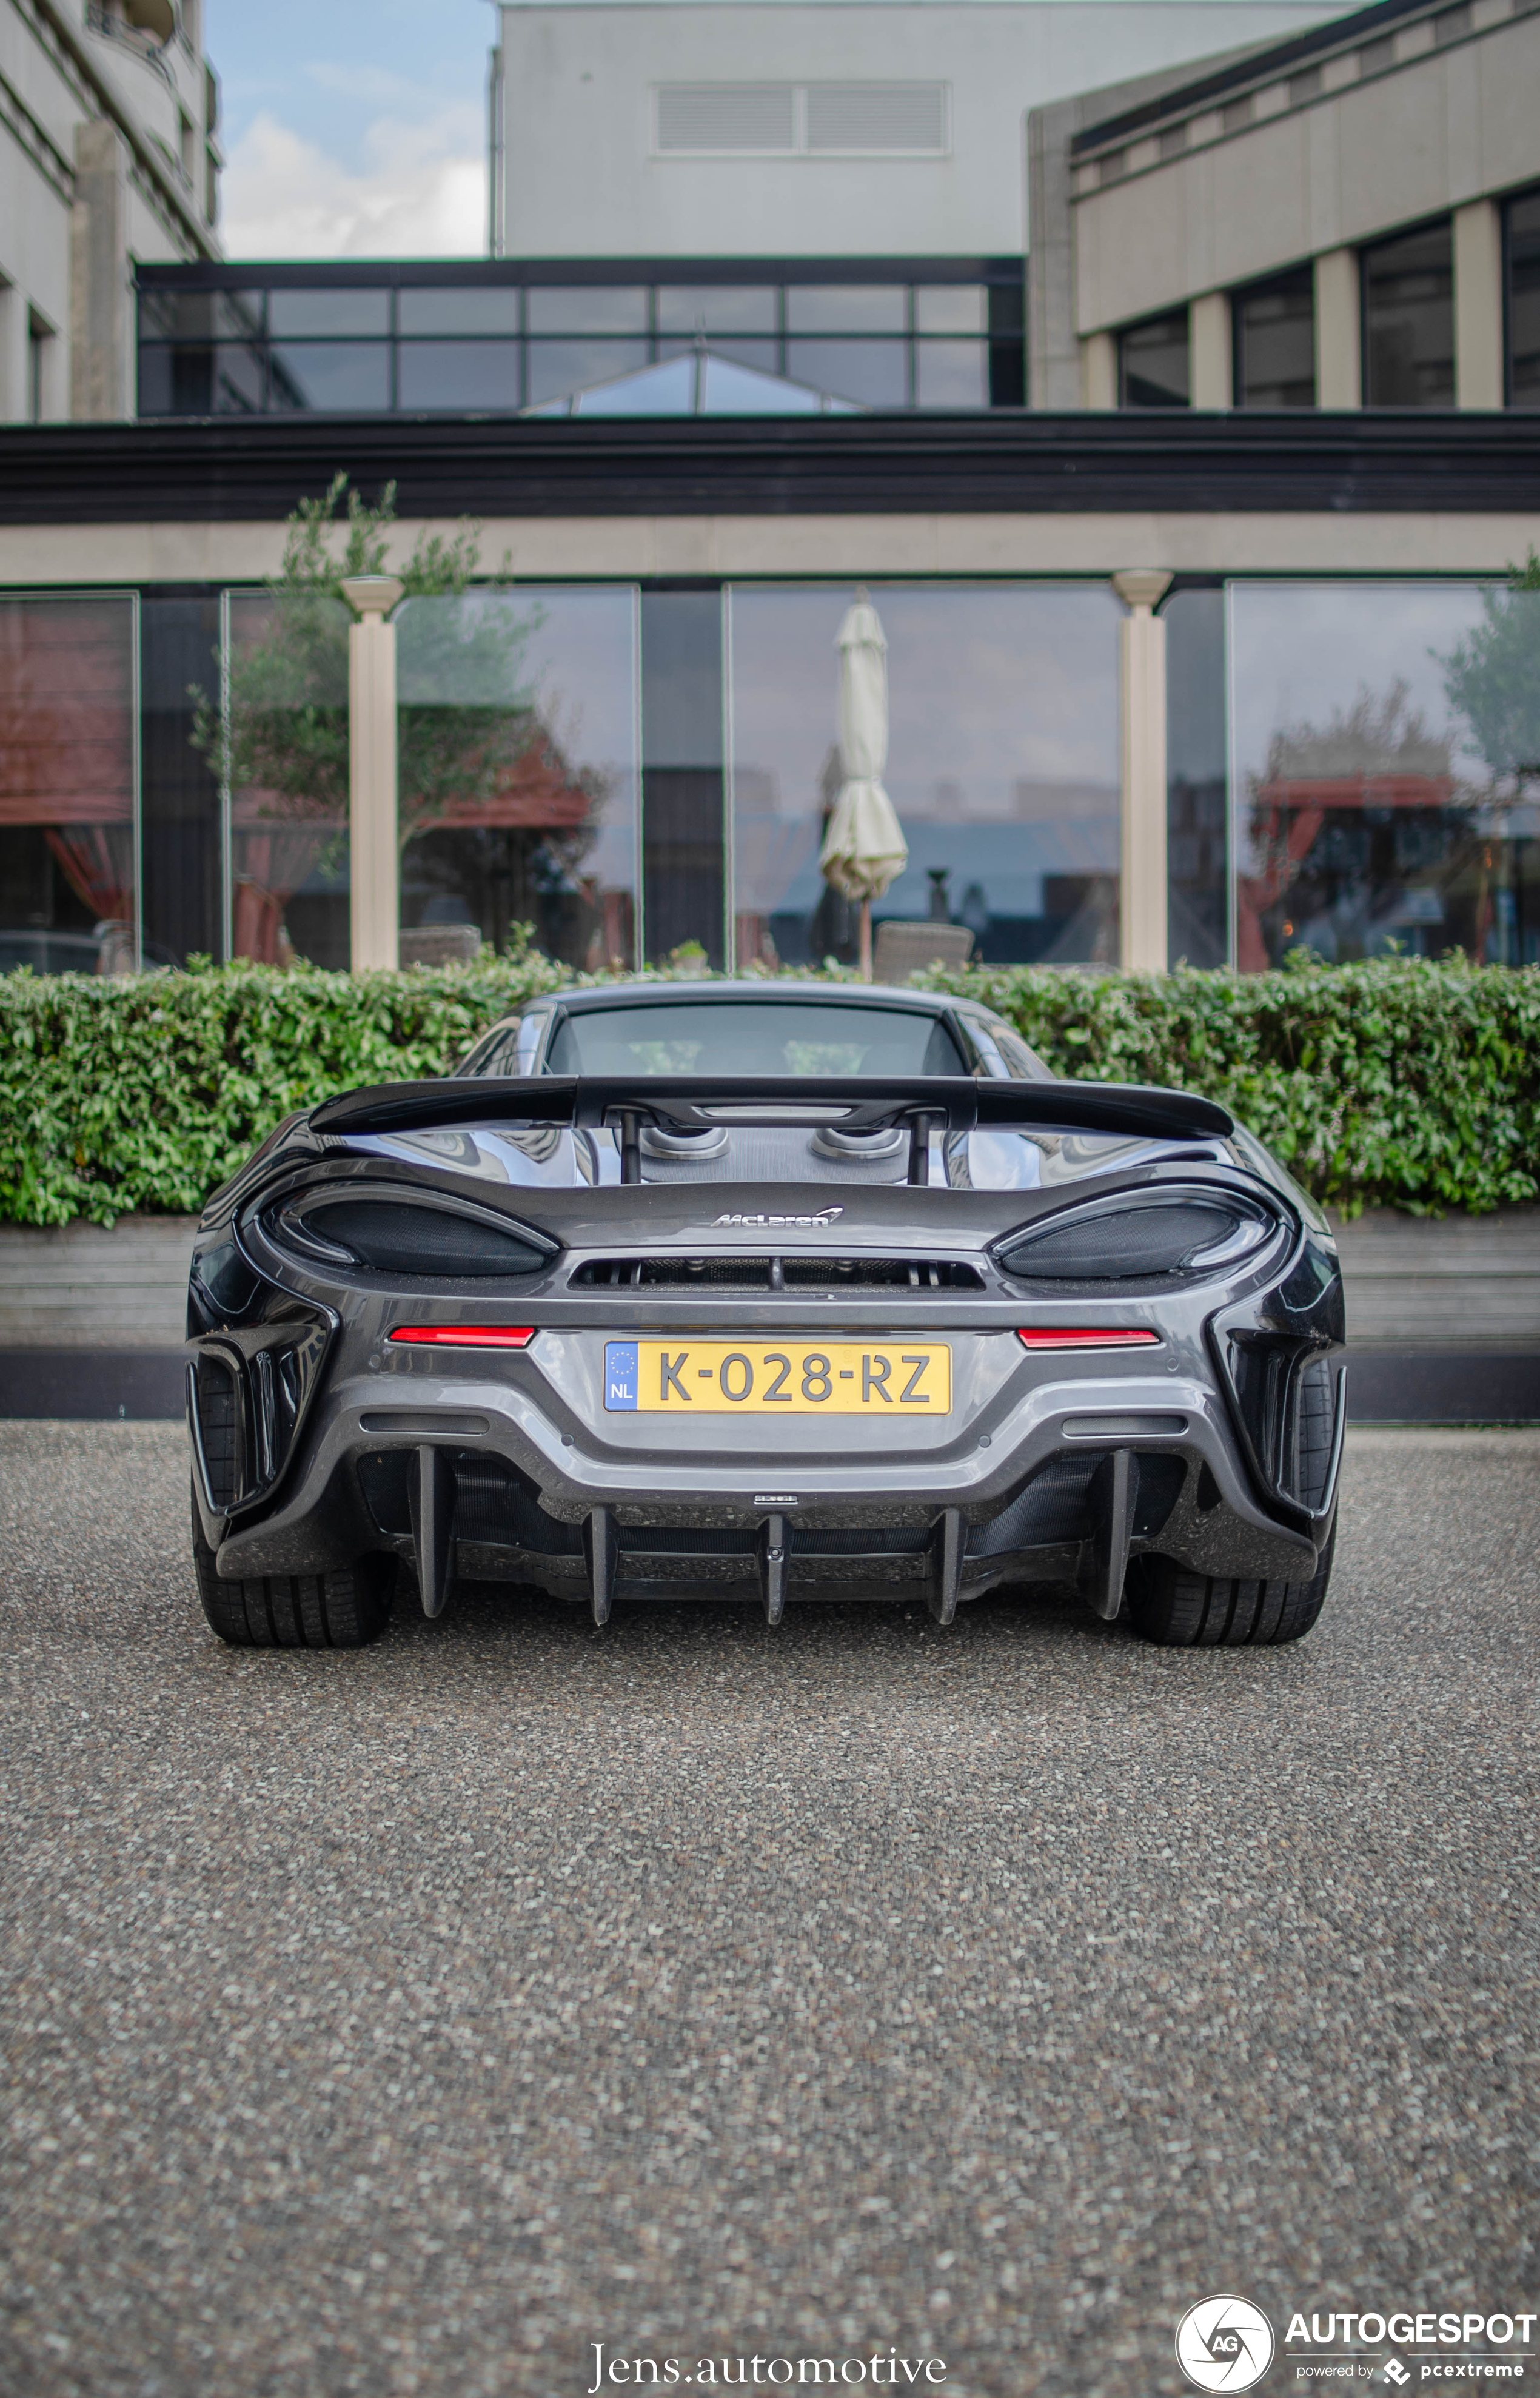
[389,1326,535,1349]
[1016,1328,1160,1350]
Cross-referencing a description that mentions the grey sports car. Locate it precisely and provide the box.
[186,979,1345,1650]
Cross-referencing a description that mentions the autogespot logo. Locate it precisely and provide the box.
[1175,2297,1277,2393]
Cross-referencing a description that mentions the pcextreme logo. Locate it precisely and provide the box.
[1176,2297,1277,2393]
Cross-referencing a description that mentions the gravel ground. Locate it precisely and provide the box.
[1,1422,1536,2398]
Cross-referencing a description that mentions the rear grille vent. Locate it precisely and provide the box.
[193,1354,240,1511]
[571,1254,985,1291]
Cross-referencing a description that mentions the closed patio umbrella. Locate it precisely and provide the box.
[818,588,908,980]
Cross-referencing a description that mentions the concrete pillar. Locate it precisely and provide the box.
[0,280,26,423]
[1190,292,1232,408]
[1081,329,1117,409]
[1113,571,1173,975]
[1314,247,1361,409]
[341,575,403,972]
[69,121,132,421]
[1454,198,1504,409]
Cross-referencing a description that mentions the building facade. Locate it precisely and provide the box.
[0,0,221,426]
[1031,0,1540,410]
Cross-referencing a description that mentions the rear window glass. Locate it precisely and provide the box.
[545,1003,965,1079]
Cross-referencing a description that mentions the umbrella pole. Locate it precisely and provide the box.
[859,897,872,982]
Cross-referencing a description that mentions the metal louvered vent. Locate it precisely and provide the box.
[806,83,947,152]
[657,84,795,152]
[571,1254,984,1291]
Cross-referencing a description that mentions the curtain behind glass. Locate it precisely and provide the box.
[0,595,138,976]
[729,583,1122,971]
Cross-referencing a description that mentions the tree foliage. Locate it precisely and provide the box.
[192,474,546,846]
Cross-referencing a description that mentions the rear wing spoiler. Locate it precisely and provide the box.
[312,1074,1234,1187]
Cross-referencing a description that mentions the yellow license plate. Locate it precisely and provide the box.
[603,1338,951,1415]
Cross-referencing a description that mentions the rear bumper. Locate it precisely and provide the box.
[198,1347,1339,1601]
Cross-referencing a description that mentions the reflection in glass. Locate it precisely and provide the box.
[525,340,649,404]
[269,343,392,410]
[729,584,1122,971]
[0,596,139,976]
[914,341,987,407]
[1507,187,1540,407]
[1120,310,1189,406]
[1234,268,1315,407]
[915,285,986,336]
[785,340,906,407]
[1229,581,1540,970]
[268,289,390,338]
[785,286,908,334]
[656,285,777,335]
[525,287,649,335]
[397,588,638,972]
[138,288,265,341]
[655,338,780,380]
[226,590,351,970]
[138,340,266,415]
[398,342,520,410]
[398,288,521,337]
[1362,221,1454,406]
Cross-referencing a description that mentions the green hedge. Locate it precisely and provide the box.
[1,949,1537,1225]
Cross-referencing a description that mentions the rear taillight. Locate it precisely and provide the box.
[389,1326,535,1349]
[1016,1328,1160,1350]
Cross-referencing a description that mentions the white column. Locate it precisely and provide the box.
[1190,292,1232,408]
[1454,198,1504,410]
[1113,570,1173,975]
[341,574,403,972]
[1081,329,1117,409]
[1314,248,1361,409]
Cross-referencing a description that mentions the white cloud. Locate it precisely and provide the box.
[220,101,487,259]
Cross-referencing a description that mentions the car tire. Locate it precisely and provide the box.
[1125,1521,1336,1649]
[192,1487,394,1649]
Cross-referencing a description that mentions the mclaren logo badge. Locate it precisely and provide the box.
[712,1207,844,1230]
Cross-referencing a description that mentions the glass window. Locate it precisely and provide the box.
[267,289,390,338]
[729,583,1122,971]
[914,341,988,407]
[397,287,521,337]
[656,284,777,335]
[1165,588,1228,970]
[656,337,780,378]
[398,341,521,411]
[1120,310,1190,406]
[785,340,907,407]
[1362,220,1454,406]
[914,285,986,336]
[138,340,265,415]
[1234,267,1315,407]
[546,999,963,1076]
[525,340,649,406]
[269,342,392,410]
[1229,581,1540,970]
[396,587,640,973]
[138,287,264,341]
[526,286,649,336]
[140,596,223,966]
[1506,186,1540,407]
[641,590,723,966]
[0,596,139,977]
[785,286,908,335]
[225,590,352,968]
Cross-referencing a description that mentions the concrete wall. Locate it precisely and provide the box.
[495,0,1340,260]
[0,0,220,423]
[1068,0,1540,333]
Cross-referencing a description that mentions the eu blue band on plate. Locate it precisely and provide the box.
[604,1341,639,1411]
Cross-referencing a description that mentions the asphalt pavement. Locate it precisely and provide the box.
[1,1424,1536,2398]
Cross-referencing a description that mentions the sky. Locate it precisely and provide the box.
[207,0,495,259]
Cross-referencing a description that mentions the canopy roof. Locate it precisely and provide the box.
[523,347,863,418]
